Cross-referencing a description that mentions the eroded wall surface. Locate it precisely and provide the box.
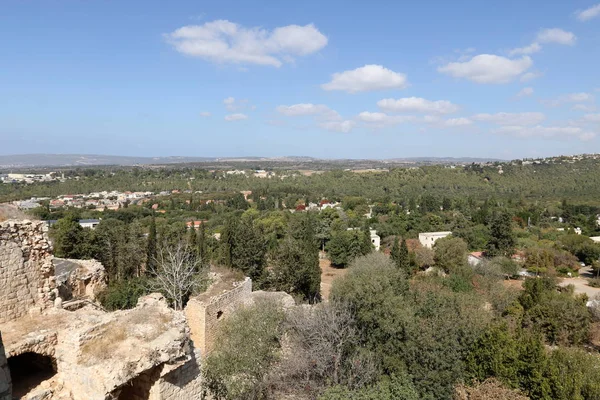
[185,278,252,355]
[0,333,11,400]
[0,220,54,324]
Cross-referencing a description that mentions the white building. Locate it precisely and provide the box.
[370,230,381,251]
[591,236,600,244]
[418,231,452,249]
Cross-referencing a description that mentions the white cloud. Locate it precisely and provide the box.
[276,103,352,132]
[543,92,595,107]
[199,111,211,117]
[509,42,542,56]
[377,97,459,114]
[444,117,473,127]
[536,28,576,45]
[494,125,595,141]
[321,65,408,93]
[276,103,338,119]
[224,113,248,121]
[584,113,600,122]
[357,112,415,127]
[520,71,543,82]
[165,20,327,67]
[319,120,355,133]
[224,97,254,111]
[576,3,600,21]
[517,87,534,97]
[572,104,597,112]
[438,54,533,84]
[472,112,545,126]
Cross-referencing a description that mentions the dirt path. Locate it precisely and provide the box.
[559,267,600,298]
[320,257,347,301]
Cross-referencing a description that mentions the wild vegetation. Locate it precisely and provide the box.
[5,156,600,399]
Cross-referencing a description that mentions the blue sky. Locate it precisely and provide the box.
[1,1,600,160]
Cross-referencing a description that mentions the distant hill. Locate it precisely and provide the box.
[0,154,503,169]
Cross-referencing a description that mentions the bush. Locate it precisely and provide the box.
[203,299,285,400]
[97,277,149,311]
[319,374,419,400]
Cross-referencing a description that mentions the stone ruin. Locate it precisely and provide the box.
[0,219,294,399]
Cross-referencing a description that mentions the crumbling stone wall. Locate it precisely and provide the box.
[156,349,203,399]
[54,258,107,302]
[0,220,54,324]
[0,332,11,400]
[185,278,252,355]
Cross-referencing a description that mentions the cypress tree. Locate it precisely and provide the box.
[146,216,157,272]
[399,239,410,273]
[198,222,207,267]
[391,237,400,266]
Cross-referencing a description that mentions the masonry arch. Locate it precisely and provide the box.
[7,352,57,398]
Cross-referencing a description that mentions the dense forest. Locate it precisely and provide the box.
[5,156,600,399]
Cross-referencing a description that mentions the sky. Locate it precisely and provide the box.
[1,1,600,160]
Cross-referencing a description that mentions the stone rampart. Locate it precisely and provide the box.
[0,220,54,324]
[185,277,252,355]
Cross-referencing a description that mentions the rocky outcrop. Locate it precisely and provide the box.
[54,258,107,302]
[0,220,54,324]
[1,294,202,400]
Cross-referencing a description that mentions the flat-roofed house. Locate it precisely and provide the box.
[418,231,452,249]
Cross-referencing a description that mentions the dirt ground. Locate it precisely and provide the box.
[559,267,600,299]
[320,258,347,300]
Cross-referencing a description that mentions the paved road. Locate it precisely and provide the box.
[559,266,600,299]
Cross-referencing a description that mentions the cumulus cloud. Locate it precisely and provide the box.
[472,112,545,125]
[275,103,342,120]
[443,117,473,127]
[165,20,327,67]
[520,71,543,82]
[318,120,355,133]
[276,103,351,132]
[584,113,600,122]
[357,112,415,127]
[223,97,254,111]
[494,125,595,141]
[542,92,595,107]
[516,87,534,97]
[377,97,459,114]
[509,42,542,56]
[576,4,600,21]
[438,54,533,84]
[224,113,248,121]
[321,65,408,93]
[276,103,339,119]
[199,111,211,117]
[573,104,597,112]
[536,28,576,45]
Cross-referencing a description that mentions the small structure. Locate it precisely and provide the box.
[44,219,101,229]
[468,251,484,266]
[591,236,600,243]
[78,219,100,229]
[418,231,452,249]
[370,229,381,251]
[186,220,206,230]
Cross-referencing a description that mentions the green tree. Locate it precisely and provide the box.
[487,212,516,257]
[50,216,84,258]
[273,214,321,301]
[433,236,468,274]
[398,239,410,273]
[146,216,157,271]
